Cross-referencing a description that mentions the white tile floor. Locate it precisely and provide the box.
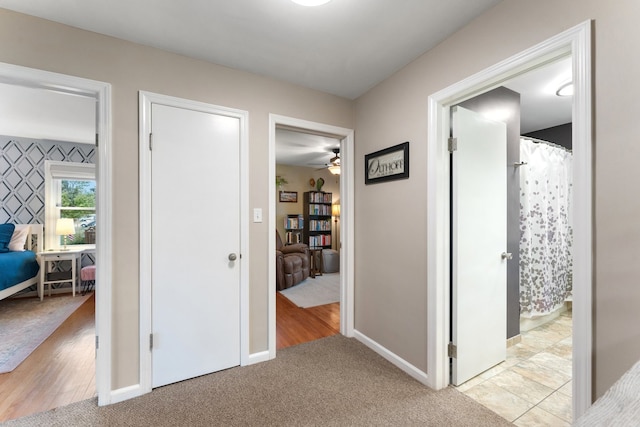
[456,310,572,426]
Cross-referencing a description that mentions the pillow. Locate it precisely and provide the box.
[0,223,15,253]
[9,224,30,251]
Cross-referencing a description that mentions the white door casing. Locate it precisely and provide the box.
[267,114,355,360]
[0,62,113,405]
[140,92,249,393]
[451,106,507,386]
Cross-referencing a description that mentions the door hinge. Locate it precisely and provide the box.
[149,133,153,151]
[448,342,457,358]
[448,137,457,153]
[95,133,99,147]
[150,333,154,350]
[95,336,99,350]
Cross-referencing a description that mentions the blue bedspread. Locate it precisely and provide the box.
[0,250,39,291]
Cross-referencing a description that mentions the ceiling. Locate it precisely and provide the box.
[504,56,572,134]
[276,128,341,167]
[0,0,501,100]
[0,0,572,165]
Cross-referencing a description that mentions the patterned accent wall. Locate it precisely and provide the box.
[0,135,95,224]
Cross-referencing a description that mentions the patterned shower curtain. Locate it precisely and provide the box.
[519,137,573,318]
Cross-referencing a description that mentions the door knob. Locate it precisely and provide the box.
[228,253,237,261]
[501,252,513,260]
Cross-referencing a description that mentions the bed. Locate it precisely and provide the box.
[0,224,43,301]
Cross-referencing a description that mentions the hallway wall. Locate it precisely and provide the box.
[355,0,640,398]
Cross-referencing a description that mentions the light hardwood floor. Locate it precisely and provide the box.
[0,294,96,423]
[0,292,338,422]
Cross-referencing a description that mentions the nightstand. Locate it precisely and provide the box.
[37,249,83,301]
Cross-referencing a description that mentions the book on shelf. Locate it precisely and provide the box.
[309,219,331,231]
[308,234,331,247]
[308,191,332,204]
[308,204,331,216]
[285,231,302,244]
[284,214,304,230]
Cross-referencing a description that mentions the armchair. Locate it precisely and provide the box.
[276,230,310,290]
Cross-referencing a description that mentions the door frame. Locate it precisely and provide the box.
[268,114,355,357]
[139,91,250,394]
[0,61,113,405]
[426,21,592,418]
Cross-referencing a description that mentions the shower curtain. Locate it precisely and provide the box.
[519,137,573,318]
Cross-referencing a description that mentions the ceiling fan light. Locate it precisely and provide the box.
[291,0,331,6]
[328,165,340,175]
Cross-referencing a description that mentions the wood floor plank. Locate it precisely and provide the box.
[0,294,96,423]
[276,291,340,350]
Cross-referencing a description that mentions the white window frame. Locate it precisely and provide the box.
[44,160,96,250]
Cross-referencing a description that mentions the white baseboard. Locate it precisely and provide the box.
[107,384,144,405]
[106,351,268,406]
[246,350,271,365]
[353,330,429,386]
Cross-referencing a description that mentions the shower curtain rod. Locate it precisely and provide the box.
[520,135,572,153]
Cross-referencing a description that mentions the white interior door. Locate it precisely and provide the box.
[151,103,240,388]
[451,105,507,386]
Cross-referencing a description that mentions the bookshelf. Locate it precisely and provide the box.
[303,191,332,249]
[284,214,304,244]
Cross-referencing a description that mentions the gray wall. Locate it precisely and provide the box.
[459,87,521,339]
[524,123,572,150]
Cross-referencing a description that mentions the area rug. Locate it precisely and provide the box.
[279,273,339,308]
[0,293,91,373]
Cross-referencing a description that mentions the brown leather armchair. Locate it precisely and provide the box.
[276,230,310,290]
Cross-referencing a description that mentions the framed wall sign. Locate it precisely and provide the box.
[365,141,409,184]
[279,191,298,203]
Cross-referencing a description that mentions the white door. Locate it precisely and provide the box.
[451,106,507,386]
[151,103,241,388]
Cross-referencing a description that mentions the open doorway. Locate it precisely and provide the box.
[268,114,355,358]
[427,20,592,421]
[274,127,342,349]
[0,62,112,419]
[449,58,574,424]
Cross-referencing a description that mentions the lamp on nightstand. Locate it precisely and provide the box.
[56,218,75,251]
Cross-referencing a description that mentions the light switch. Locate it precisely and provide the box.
[253,208,263,223]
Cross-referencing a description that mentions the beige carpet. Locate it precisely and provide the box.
[5,335,511,426]
[0,293,92,373]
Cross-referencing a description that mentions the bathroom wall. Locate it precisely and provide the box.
[524,123,572,150]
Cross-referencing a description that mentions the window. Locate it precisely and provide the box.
[44,160,96,250]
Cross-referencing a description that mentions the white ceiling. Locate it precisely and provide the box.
[0,83,96,144]
[504,56,572,134]
[0,0,572,163]
[276,128,340,167]
[0,0,502,100]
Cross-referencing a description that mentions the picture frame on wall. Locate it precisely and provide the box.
[365,141,409,184]
[279,191,298,203]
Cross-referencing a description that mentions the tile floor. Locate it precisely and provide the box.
[456,310,572,426]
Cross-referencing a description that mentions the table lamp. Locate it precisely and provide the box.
[56,218,75,250]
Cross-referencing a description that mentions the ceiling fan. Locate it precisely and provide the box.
[317,148,340,175]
